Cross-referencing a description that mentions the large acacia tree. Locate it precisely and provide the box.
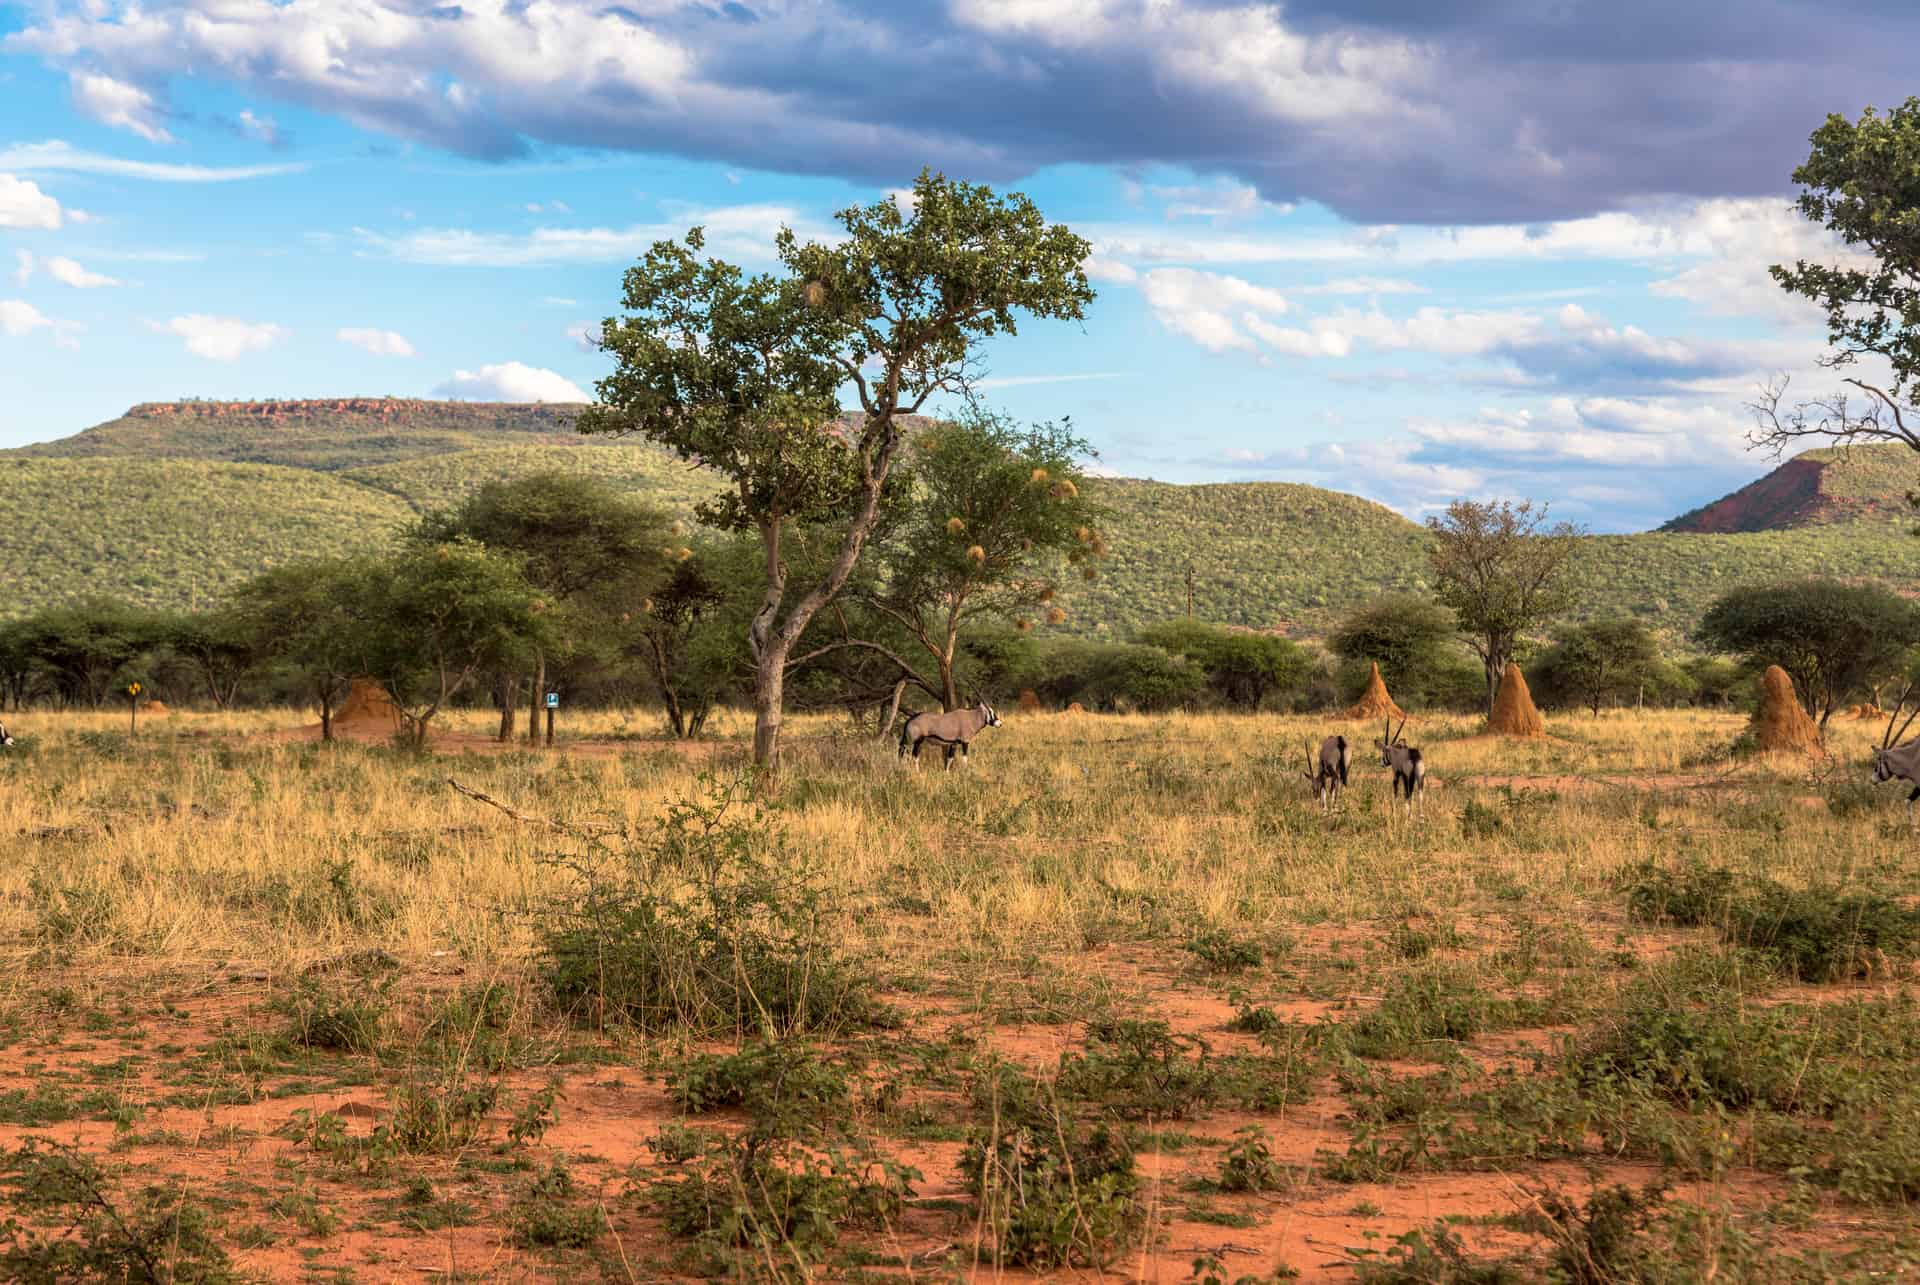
[1755,99,1920,477]
[581,170,1093,766]
[1696,578,1920,727]
[1426,500,1583,714]
[414,472,676,742]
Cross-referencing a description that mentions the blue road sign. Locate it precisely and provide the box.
[545,692,559,709]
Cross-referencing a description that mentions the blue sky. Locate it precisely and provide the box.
[0,0,1907,531]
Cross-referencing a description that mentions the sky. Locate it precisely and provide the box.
[0,0,1910,532]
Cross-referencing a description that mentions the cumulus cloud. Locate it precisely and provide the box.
[338,327,416,357]
[151,314,289,360]
[0,299,80,347]
[0,173,62,229]
[69,72,173,143]
[435,362,589,403]
[1138,267,1291,352]
[10,1,1908,222]
[237,109,282,148]
[36,256,121,289]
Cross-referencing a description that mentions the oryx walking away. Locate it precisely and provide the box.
[1377,718,1426,815]
[1303,735,1350,812]
[900,699,1002,771]
[1873,689,1920,828]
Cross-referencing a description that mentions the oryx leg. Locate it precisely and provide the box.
[1908,784,1919,830]
[910,737,924,771]
[959,740,970,769]
[943,742,957,773]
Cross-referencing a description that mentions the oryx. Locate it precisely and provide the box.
[899,699,1002,771]
[1872,688,1920,828]
[1376,718,1426,815]
[0,721,12,749]
[1303,735,1350,812]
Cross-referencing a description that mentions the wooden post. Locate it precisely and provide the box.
[1186,564,1195,619]
[127,682,141,736]
[544,690,557,748]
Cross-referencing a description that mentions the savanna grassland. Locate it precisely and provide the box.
[4,707,1920,1282]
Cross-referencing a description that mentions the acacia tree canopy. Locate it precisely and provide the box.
[1695,578,1920,726]
[1537,618,1663,716]
[580,169,1093,767]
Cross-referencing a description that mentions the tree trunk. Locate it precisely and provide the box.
[496,672,519,742]
[318,681,334,743]
[526,653,544,746]
[753,647,787,769]
[940,658,959,711]
[878,679,907,741]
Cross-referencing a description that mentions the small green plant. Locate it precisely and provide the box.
[960,1109,1140,1270]
[0,1139,239,1282]
[1457,797,1505,840]
[508,1081,562,1148]
[1186,928,1263,974]
[1341,1221,1522,1283]
[1056,1018,1218,1119]
[273,978,390,1053]
[509,1161,606,1250]
[1217,1124,1288,1193]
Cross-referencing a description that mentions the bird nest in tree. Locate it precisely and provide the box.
[1485,663,1544,737]
[1748,665,1821,753]
[1343,662,1406,721]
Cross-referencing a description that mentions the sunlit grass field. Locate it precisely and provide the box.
[1,705,1918,1281]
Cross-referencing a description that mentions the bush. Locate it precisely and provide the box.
[536,771,886,1035]
[1137,619,1309,710]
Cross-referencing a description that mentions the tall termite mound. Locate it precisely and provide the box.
[1748,664,1820,753]
[335,678,403,732]
[1343,662,1406,721]
[1485,663,1545,737]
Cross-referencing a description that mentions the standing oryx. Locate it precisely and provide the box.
[1873,689,1920,827]
[1303,735,1351,812]
[900,699,1002,771]
[1377,718,1426,815]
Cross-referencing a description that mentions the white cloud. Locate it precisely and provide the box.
[0,299,80,347]
[12,251,32,286]
[238,109,281,147]
[1083,256,1138,285]
[151,314,289,360]
[43,256,120,289]
[1300,276,1427,296]
[435,361,588,403]
[1147,179,1290,223]
[0,140,303,183]
[356,203,817,267]
[1139,267,1291,352]
[541,296,578,307]
[524,200,573,214]
[69,73,173,143]
[972,371,1131,390]
[337,327,416,357]
[0,173,62,229]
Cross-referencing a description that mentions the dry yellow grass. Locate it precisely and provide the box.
[1,703,1914,1280]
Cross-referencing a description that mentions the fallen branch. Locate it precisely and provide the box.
[444,777,623,838]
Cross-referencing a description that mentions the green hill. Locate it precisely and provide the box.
[0,456,412,613]
[4,399,1918,639]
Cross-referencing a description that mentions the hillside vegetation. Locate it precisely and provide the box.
[4,399,1917,637]
[0,456,411,613]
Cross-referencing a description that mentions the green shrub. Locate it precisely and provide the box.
[1056,1018,1218,1119]
[536,771,887,1036]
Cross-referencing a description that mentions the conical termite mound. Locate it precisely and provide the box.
[1748,664,1820,753]
[1485,663,1545,738]
[1343,662,1406,721]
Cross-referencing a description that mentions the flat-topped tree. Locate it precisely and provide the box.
[580,170,1093,767]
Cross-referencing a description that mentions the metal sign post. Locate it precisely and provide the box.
[545,691,558,747]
